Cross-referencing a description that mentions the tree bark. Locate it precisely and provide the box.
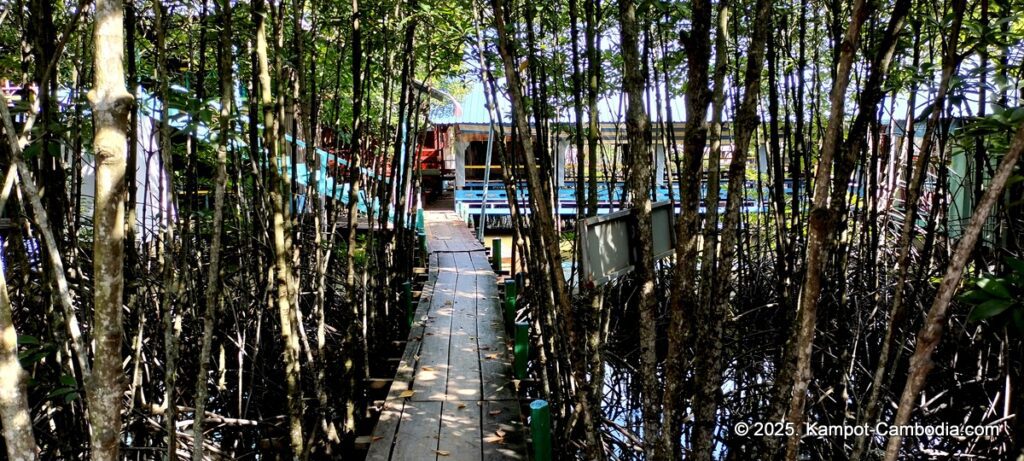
[256,0,305,455]
[0,110,39,461]
[663,0,713,456]
[781,0,872,458]
[693,0,769,458]
[87,0,133,456]
[192,0,232,456]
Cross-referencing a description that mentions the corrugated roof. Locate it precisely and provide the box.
[430,79,689,126]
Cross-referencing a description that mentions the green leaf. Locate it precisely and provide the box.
[968,299,1014,322]
[17,335,40,346]
[960,289,992,305]
[59,375,77,387]
[978,278,1012,299]
[45,387,75,400]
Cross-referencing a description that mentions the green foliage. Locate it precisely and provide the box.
[961,258,1024,334]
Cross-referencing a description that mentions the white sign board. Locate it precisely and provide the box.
[579,201,675,286]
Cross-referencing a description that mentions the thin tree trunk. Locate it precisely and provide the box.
[256,0,305,455]
[663,0,713,456]
[618,0,658,456]
[693,0,768,458]
[781,0,872,458]
[87,0,132,455]
[192,0,232,456]
[0,128,38,461]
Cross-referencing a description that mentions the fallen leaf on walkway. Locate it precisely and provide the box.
[458,403,467,409]
[488,409,502,416]
[435,450,450,456]
[421,366,434,371]
[399,390,415,399]
[485,353,499,360]
[372,436,383,442]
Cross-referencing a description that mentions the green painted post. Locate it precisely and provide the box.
[403,280,413,327]
[514,321,529,379]
[415,208,425,233]
[504,279,517,333]
[417,231,427,261]
[491,238,502,272]
[530,400,552,461]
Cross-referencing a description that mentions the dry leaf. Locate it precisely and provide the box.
[435,450,450,456]
[485,353,499,360]
[399,390,415,399]
[489,409,502,416]
[421,366,434,372]
[372,436,384,442]
[458,403,467,409]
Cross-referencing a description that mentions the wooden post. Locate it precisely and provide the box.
[403,280,413,327]
[504,279,516,333]
[492,238,502,272]
[514,321,529,379]
[417,230,427,263]
[530,400,552,461]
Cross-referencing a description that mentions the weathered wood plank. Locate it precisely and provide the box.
[365,399,407,461]
[445,252,482,401]
[470,252,517,401]
[383,252,438,401]
[438,400,483,460]
[414,253,458,401]
[481,400,527,461]
[391,400,444,461]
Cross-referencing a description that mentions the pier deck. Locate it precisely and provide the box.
[365,211,527,461]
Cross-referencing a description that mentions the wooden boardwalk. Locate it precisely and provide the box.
[366,211,527,461]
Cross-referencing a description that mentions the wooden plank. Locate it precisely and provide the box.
[382,252,438,401]
[438,400,483,460]
[470,252,517,401]
[481,400,527,461]
[391,400,444,461]
[414,253,458,401]
[445,252,482,401]
[365,399,407,461]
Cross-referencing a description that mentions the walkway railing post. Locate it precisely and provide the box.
[514,321,529,379]
[417,230,427,263]
[504,279,516,333]
[530,400,552,461]
[403,280,413,327]
[491,238,502,272]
